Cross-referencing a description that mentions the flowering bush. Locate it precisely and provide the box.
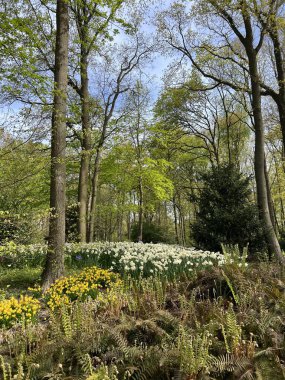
[0,295,40,327]
[66,242,225,279]
[45,266,122,310]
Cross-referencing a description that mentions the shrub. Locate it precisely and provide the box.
[131,221,175,244]
[192,164,266,256]
[66,203,79,243]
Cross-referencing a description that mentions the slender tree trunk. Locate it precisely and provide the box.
[269,22,285,159]
[277,102,285,160]
[264,158,277,233]
[78,50,91,242]
[275,157,285,229]
[89,148,102,242]
[42,0,69,290]
[137,177,143,242]
[245,39,283,262]
[127,210,131,240]
[173,196,179,245]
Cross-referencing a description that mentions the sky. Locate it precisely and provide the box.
[0,0,178,137]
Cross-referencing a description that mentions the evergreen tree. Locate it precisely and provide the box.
[192,165,266,255]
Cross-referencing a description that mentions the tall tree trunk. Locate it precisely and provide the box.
[269,20,285,159]
[277,103,285,160]
[89,148,102,242]
[127,210,131,240]
[42,0,69,290]
[137,177,143,242]
[264,158,277,233]
[173,196,179,245]
[78,49,91,242]
[274,156,285,230]
[244,35,283,262]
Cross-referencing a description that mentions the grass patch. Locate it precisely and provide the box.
[0,267,82,297]
[0,267,42,294]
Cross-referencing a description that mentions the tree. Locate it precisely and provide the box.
[192,165,266,254]
[88,39,153,242]
[68,0,125,242]
[158,0,284,262]
[42,0,69,290]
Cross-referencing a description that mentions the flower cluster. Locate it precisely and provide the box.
[66,242,225,279]
[0,241,47,268]
[45,266,122,310]
[0,241,225,278]
[0,295,40,327]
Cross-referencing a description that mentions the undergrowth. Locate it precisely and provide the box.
[0,262,285,379]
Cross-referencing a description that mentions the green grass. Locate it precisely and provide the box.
[0,267,82,297]
[0,267,42,293]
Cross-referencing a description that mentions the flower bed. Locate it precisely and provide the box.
[0,241,225,278]
[45,266,122,310]
[66,242,224,279]
[0,295,40,328]
[0,241,47,268]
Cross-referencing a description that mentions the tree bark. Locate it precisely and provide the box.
[243,13,283,262]
[137,177,143,242]
[88,148,102,242]
[268,18,285,159]
[76,2,91,243]
[42,0,69,290]
[78,50,91,242]
[173,196,180,245]
[264,158,277,233]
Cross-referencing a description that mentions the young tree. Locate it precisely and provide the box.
[88,37,153,242]
[42,0,69,290]
[192,164,266,254]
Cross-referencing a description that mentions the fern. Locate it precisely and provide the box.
[0,355,9,380]
[16,362,25,380]
[176,327,212,378]
[221,244,248,270]
[80,353,94,376]
[209,353,236,373]
[221,305,242,354]
[61,305,72,339]
[222,270,240,305]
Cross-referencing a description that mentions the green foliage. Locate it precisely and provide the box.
[0,242,46,269]
[65,204,79,243]
[222,244,248,266]
[192,164,266,255]
[0,213,19,244]
[221,305,242,354]
[177,328,212,378]
[0,261,285,379]
[86,364,119,380]
[131,221,175,244]
[0,138,50,244]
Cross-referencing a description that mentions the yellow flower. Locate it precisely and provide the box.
[45,266,121,310]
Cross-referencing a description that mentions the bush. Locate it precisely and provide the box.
[0,213,19,244]
[192,164,266,256]
[131,221,175,244]
[66,203,79,243]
